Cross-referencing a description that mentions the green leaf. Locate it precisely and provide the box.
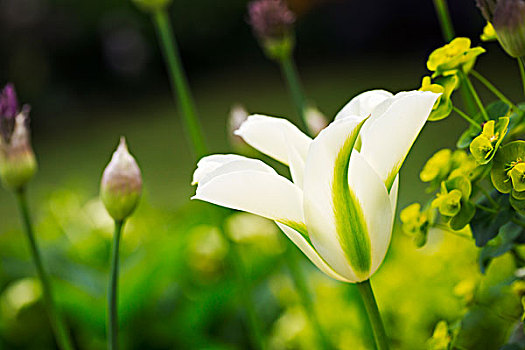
[479,222,523,273]
[450,200,476,231]
[470,193,511,247]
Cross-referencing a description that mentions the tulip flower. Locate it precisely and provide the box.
[192,89,439,283]
[192,89,438,348]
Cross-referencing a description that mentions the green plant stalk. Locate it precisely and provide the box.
[356,280,389,350]
[459,71,489,121]
[518,57,525,97]
[284,245,331,349]
[279,54,310,135]
[225,233,266,349]
[470,70,519,111]
[107,220,124,350]
[152,9,207,157]
[452,106,481,131]
[432,0,454,42]
[15,189,74,350]
[431,0,477,115]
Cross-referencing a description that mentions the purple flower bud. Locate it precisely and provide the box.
[477,0,525,57]
[0,83,20,144]
[248,0,295,41]
[0,108,37,190]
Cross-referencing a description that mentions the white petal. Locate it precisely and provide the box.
[192,154,248,185]
[193,170,304,226]
[196,156,277,187]
[234,115,312,165]
[285,139,306,187]
[276,222,352,283]
[360,91,440,190]
[335,90,393,121]
[303,116,368,282]
[389,175,399,217]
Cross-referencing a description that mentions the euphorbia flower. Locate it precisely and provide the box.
[427,38,485,77]
[192,90,439,282]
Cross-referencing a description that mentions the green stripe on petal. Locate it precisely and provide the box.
[332,118,371,278]
[278,220,310,243]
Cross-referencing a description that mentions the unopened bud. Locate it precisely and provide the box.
[0,110,37,190]
[228,104,249,149]
[477,0,525,57]
[100,137,142,221]
[305,105,328,136]
[0,84,37,191]
[248,0,296,60]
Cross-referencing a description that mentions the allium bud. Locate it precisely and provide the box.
[0,84,37,191]
[477,0,525,57]
[227,104,249,149]
[247,0,296,60]
[100,137,142,221]
[305,105,328,136]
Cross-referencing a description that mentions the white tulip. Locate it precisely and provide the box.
[192,89,440,283]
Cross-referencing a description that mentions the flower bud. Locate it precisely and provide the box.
[305,105,328,136]
[477,0,525,57]
[0,84,37,191]
[131,0,172,12]
[100,137,142,221]
[228,104,249,149]
[247,0,296,60]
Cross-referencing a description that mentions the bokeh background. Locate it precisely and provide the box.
[0,0,522,349]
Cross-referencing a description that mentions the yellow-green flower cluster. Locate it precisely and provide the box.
[419,75,459,121]
[469,117,509,164]
[491,140,525,211]
[420,149,479,190]
[432,176,475,231]
[427,38,485,77]
[400,203,434,247]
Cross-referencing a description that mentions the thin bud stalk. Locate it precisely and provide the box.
[152,9,207,158]
[15,189,75,350]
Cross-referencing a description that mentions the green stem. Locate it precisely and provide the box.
[475,202,499,214]
[152,8,207,157]
[518,57,525,96]
[15,189,74,350]
[284,245,331,349]
[470,70,519,111]
[356,280,389,350]
[107,220,124,350]
[452,106,481,131]
[432,0,454,41]
[231,245,266,349]
[279,54,310,135]
[459,71,489,121]
[475,184,500,210]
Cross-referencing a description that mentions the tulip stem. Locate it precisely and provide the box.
[470,70,519,111]
[15,189,75,350]
[284,245,332,349]
[459,71,489,121]
[356,280,389,350]
[107,220,124,350]
[518,57,525,97]
[452,106,481,131]
[279,54,310,135]
[152,8,207,157]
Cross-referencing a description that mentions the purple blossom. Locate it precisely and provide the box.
[248,0,295,41]
[0,83,19,143]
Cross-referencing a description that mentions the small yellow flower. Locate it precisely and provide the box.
[481,22,498,42]
[420,149,452,183]
[419,75,458,121]
[427,38,485,77]
[469,117,509,165]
